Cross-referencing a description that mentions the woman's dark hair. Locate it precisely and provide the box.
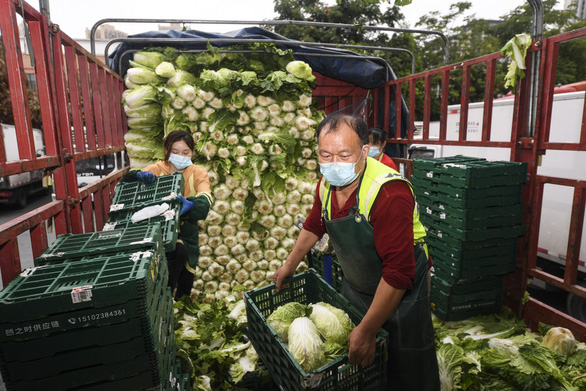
[368,127,387,145]
[164,130,195,161]
[316,113,369,145]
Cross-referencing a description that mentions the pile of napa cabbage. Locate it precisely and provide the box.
[433,309,586,391]
[266,301,354,373]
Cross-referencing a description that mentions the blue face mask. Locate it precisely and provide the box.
[368,146,381,158]
[169,153,193,170]
[319,150,364,187]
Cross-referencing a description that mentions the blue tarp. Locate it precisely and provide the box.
[109,26,409,140]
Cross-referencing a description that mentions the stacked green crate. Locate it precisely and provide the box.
[412,156,526,321]
[106,172,184,252]
[0,250,176,390]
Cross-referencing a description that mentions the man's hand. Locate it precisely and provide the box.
[347,324,377,367]
[176,195,194,215]
[136,171,156,185]
[273,262,297,291]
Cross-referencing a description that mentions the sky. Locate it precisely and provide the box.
[26,0,564,40]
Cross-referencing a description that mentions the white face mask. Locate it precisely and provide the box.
[168,153,193,170]
[368,146,381,157]
[319,150,363,187]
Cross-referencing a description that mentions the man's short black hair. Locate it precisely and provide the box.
[368,127,387,144]
[316,113,369,145]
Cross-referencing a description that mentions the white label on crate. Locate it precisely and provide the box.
[426,171,433,178]
[40,252,65,259]
[102,222,117,231]
[20,268,38,277]
[440,212,446,219]
[109,203,124,212]
[97,230,122,239]
[71,286,93,303]
[426,207,432,215]
[437,231,443,238]
[130,251,152,262]
[303,373,325,388]
[163,209,176,221]
[442,163,467,169]
[130,238,153,246]
[439,204,445,210]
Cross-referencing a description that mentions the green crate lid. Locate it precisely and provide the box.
[35,224,163,265]
[244,270,388,391]
[109,172,184,217]
[433,260,515,281]
[0,250,165,324]
[105,208,180,253]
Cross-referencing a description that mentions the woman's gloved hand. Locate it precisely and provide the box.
[176,195,194,215]
[136,171,156,185]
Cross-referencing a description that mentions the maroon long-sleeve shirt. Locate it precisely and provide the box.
[303,178,416,290]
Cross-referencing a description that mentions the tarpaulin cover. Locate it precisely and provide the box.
[109,26,409,139]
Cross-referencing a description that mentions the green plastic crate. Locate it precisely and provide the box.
[431,274,503,296]
[432,161,526,189]
[109,172,184,218]
[425,230,518,254]
[244,269,388,391]
[420,206,523,230]
[0,250,165,326]
[0,269,166,345]
[0,276,169,361]
[424,223,523,243]
[421,202,523,221]
[35,224,163,266]
[3,353,160,391]
[431,289,502,321]
[311,255,344,292]
[105,208,180,252]
[412,156,485,172]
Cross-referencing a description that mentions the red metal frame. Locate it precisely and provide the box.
[0,0,128,284]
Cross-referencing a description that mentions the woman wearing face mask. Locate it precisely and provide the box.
[367,127,398,170]
[273,114,440,390]
[125,130,212,299]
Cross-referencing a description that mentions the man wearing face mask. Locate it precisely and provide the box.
[368,127,398,170]
[274,114,440,390]
[124,130,212,299]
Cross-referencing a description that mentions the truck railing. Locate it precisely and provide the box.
[0,0,128,286]
[378,26,586,340]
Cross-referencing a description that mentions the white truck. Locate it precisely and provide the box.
[408,90,586,320]
[0,123,48,208]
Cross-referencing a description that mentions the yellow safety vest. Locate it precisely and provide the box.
[320,157,427,243]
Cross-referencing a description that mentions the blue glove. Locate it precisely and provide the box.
[176,195,194,216]
[136,171,156,185]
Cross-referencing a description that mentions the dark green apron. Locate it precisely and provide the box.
[322,187,440,391]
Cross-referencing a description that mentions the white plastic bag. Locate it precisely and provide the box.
[131,202,170,223]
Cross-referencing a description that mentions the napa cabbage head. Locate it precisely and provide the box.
[288,317,326,373]
[309,302,354,344]
[542,327,576,357]
[132,51,165,69]
[286,60,316,83]
[266,302,312,342]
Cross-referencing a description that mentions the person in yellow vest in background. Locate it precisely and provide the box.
[125,130,212,300]
[274,114,440,390]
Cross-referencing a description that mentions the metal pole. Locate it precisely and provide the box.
[527,0,543,137]
[38,0,50,18]
[90,18,449,64]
